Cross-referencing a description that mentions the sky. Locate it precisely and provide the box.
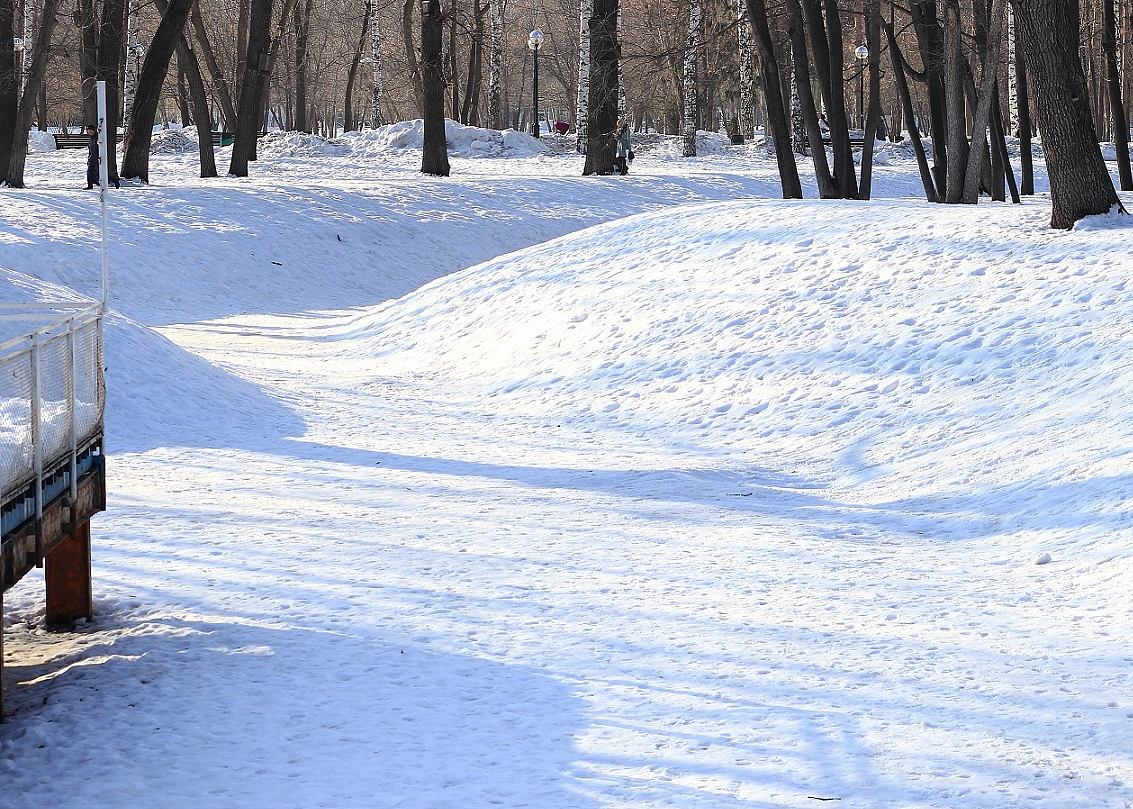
[1,123,1132,809]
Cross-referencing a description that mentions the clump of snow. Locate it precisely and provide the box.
[344,119,548,159]
[256,129,351,157]
[149,128,197,154]
[26,130,57,153]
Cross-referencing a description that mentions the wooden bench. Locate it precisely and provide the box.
[53,131,245,149]
[821,136,867,148]
[52,132,122,149]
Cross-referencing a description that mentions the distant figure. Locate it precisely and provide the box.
[613,118,631,175]
[818,113,830,135]
[85,124,120,190]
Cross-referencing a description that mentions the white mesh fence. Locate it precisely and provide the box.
[0,304,105,495]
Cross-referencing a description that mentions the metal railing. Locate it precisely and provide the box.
[1,301,105,546]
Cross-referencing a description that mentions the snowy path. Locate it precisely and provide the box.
[3,134,1132,807]
[12,311,1118,808]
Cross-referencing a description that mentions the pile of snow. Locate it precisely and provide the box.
[344,119,548,159]
[26,130,57,153]
[149,128,198,154]
[256,130,351,158]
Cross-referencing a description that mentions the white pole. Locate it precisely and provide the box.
[97,80,109,311]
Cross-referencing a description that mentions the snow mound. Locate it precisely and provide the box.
[150,129,198,154]
[344,119,548,158]
[256,130,351,157]
[26,130,56,153]
[338,198,1133,561]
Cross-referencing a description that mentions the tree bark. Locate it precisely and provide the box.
[96,0,126,182]
[420,0,449,175]
[682,0,700,157]
[0,0,18,166]
[6,0,62,187]
[574,0,590,151]
[745,0,803,197]
[883,14,937,201]
[1011,4,1034,194]
[293,0,313,131]
[785,0,834,196]
[226,0,271,176]
[961,0,1007,204]
[582,0,618,174]
[1011,0,1124,227]
[120,0,194,181]
[1102,0,1133,189]
[189,1,236,130]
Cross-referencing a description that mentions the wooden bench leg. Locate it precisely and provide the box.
[45,520,93,628]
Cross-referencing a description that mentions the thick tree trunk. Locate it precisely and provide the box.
[910,0,949,194]
[0,0,17,166]
[746,0,802,197]
[1012,0,1124,227]
[120,0,194,181]
[96,0,126,182]
[7,0,63,186]
[420,0,449,175]
[582,0,618,174]
[942,0,968,203]
[226,0,270,176]
[1011,5,1034,194]
[737,5,756,139]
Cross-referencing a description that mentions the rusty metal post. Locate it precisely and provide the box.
[44,519,93,627]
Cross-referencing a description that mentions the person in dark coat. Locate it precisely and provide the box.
[613,118,632,175]
[85,124,120,189]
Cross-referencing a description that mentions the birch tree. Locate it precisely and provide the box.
[487,0,503,128]
[682,0,700,157]
[576,0,591,152]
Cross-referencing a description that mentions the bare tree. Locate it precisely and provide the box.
[421,0,449,174]
[1011,0,1125,227]
[583,0,618,174]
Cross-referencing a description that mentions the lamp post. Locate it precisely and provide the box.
[528,29,544,138]
[854,44,868,131]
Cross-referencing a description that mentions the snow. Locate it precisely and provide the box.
[2,121,1132,808]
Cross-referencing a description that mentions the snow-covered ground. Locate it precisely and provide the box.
[2,123,1132,808]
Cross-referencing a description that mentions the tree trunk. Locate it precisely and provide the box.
[1011,0,1124,227]
[120,0,194,181]
[343,3,368,131]
[6,0,62,187]
[293,0,312,131]
[190,1,236,130]
[226,0,270,176]
[368,0,385,127]
[737,4,757,139]
[857,0,882,199]
[745,0,803,197]
[1103,0,1133,189]
[1011,5,1034,194]
[941,0,968,203]
[97,0,126,182]
[910,0,949,194]
[961,0,1006,204]
[402,0,423,111]
[420,0,449,175]
[682,0,700,157]
[0,0,17,167]
[160,0,215,178]
[575,0,593,151]
[460,0,484,126]
[488,0,504,129]
[582,0,618,174]
[786,0,834,196]
[883,14,937,201]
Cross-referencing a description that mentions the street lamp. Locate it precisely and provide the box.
[854,44,868,131]
[527,29,544,138]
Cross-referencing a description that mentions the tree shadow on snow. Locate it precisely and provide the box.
[0,613,595,809]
